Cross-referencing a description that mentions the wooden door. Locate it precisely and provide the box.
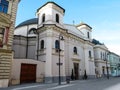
[74,63,79,80]
[20,64,36,83]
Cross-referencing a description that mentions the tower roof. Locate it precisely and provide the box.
[76,22,92,29]
[37,1,65,13]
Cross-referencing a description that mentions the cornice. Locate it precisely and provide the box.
[0,49,12,53]
[0,12,11,27]
[38,24,91,44]
[37,24,67,34]
[37,2,65,14]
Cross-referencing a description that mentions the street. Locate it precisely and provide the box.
[1,77,120,90]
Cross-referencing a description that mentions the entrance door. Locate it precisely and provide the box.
[102,66,105,75]
[20,64,36,83]
[74,63,79,80]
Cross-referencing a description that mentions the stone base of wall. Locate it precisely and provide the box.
[88,75,96,79]
[0,49,12,88]
[10,77,44,85]
[0,79,9,88]
[11,79,20,85]
[36,78,44,83]
[44,76,66,83]
[79,75,96,80]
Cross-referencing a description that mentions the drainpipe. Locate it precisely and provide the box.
[26,25,29,59]
[37,32,39,60]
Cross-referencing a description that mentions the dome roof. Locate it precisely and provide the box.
[16,18,38,28]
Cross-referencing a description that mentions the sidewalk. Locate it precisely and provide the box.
[0,77,116,90]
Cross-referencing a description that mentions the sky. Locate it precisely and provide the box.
[16,0,120,55]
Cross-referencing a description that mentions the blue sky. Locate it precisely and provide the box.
[16,0,120,55]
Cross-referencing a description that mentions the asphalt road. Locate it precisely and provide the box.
[1,77,120,90]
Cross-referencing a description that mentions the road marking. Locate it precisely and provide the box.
[46,84,74,90]
[12,84,45,90]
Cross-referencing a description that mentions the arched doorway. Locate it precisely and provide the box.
[74,63,79,80]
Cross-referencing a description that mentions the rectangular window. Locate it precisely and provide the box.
[101,52,102,59]
[0,28,5,47]
[0,0,9,13]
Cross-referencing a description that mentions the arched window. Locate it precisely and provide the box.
[56,14,59,23]
[89,51,91,57]
[87,32,90,38]
[41,40,44,49]
[101,52,102,59]
[29,28,37,34]
[55,40,59,49]
[42,14,45,23]
[103,53,104,60]
[73,47,77,54]
[0,0,9,13]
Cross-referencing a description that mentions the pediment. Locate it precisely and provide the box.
[0,13,11,27]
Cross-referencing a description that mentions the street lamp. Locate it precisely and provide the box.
[106,53,109,79]
[58,34,64,85]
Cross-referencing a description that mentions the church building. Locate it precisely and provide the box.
[12,1,110,84]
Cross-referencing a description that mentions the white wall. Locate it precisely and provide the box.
[11,59,45,85]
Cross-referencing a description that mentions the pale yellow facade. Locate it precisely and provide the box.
[0,0,19,87]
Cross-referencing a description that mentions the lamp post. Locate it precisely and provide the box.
[106,53,109,79]
[58,34,64,85]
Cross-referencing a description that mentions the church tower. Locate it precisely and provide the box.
[36,2,66,83]
[76,22,92,41]
[37,1,65,28]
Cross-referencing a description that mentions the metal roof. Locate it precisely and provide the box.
[92,39,103,45]
[16,18,38,28]
[37,1,65,13]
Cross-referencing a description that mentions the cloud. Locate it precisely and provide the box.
[92,21,120,55]
[107,44,120,55]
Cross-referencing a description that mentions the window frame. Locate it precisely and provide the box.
[55,40,59,49]
[73,47,77,54]
[89,51,92,58]
[40,40,44,49]
[0,0,9,13]
[42,13,45,23]
[56,14,59,23]
[87,32,90,38]
[0,27,5,47]
[29,28,37,34]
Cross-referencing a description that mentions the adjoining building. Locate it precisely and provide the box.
[12,1,111,84]
[0,0,20,87]
[109,52,120,76]
[92,39,110,78]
